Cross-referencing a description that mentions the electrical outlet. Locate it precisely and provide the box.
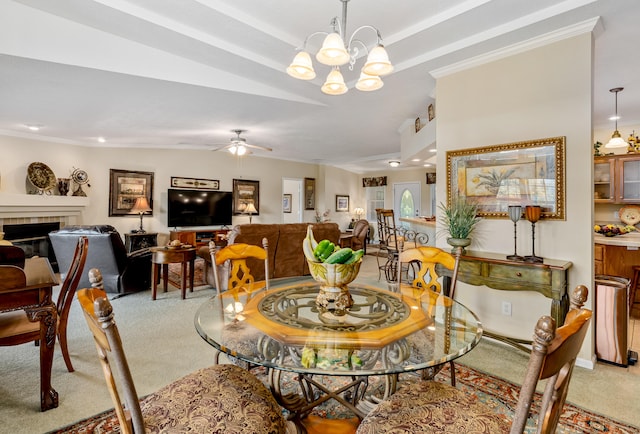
[614,211,620,219]
[501,301,512,316]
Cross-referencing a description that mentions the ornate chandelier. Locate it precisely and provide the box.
[286,0,393,95]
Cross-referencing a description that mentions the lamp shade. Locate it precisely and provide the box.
[316,32,350,66]
[321,68,348,95]
[131,197,151,213]
[605,130,628,149]
[287,51,316,80]
[356,71,383,91]
[244,202,257,214]
[362,45,393,76]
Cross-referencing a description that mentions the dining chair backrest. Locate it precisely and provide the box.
[77,287,145,434]
[376,209,400,250]
[209,238,269,296]
[511,285,592,434]
[0,245,26,269]
[0,264,27,291]
[396,246,458,295]
[56,236,89,372]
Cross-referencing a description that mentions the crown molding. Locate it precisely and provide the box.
[430,17,601,79]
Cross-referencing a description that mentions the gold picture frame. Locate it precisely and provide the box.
[446,137,565,219]
[232,179,259,215]
[304,177,315,210]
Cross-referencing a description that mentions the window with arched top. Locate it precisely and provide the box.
[400,189,414,219]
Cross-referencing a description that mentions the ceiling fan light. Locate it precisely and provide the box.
[321,68,348,95]
[286,51,316,80]
[356,71,383,91]
[236,144,247,156]
[362,45,393,76]
[316,32,350,66]
[228,145,237,155]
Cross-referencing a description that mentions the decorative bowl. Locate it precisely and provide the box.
[307,259,362,314]
[307,259,362,291]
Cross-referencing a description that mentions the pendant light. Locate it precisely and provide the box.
[605,87,628,149]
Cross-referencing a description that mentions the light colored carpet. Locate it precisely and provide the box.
[1,254,639,433]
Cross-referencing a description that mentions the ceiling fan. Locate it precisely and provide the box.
[212,129,272,156]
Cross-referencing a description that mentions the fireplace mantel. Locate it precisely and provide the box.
[0,193,90,218]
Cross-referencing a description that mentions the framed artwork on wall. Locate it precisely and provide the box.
[283,194,292,213]
[446,136,565,219]
[108,169,154,216]
[336,194,349,212]
[232,179,260,215]
[171,176,219,190]
[304,177,315,210]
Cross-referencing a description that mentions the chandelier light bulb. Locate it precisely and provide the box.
[356,71,383,91]
[362,45,393,76]
[316,32,350,66]
[321,68,348,95]
[286,51,316,80]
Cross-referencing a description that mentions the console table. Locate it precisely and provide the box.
[440,250,572,352]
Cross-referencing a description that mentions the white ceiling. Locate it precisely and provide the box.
[1,0,639,173]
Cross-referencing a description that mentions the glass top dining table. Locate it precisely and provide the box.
[195,276,482,425]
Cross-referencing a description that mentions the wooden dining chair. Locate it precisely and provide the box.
[76,286,288,434]
[209,238,269,296]
[0,236,88,372]
[356,285,592,434]
[396,246,461,386]
[0,245,26,268]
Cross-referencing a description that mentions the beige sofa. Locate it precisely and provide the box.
[198,222,340,286]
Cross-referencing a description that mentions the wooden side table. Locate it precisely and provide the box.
[124,232,158,253]
[150,246,196,300]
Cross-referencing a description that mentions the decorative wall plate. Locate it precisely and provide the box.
[27,162,56,192]
[619,205,640,226]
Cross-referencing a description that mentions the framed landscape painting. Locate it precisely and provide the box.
[446,137,565,219]
[232,179,260,215]
[336,195,349,212]
[108,169,154,216]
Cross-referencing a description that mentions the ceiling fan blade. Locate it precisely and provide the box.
[243,143,272,152]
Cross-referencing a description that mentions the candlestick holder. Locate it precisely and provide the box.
[524,205,543,263]
[506,206,524,261]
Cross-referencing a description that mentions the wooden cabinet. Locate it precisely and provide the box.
[124,232,157,253]
[595,154,640,203]
[170,229,230,247]
[594,242,640,282]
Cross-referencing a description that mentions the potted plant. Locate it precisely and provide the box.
[439,198,481,254]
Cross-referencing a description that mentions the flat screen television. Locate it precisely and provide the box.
[167,188,233,227]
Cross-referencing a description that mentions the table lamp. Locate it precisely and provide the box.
[244,202,257,224]
[131,197,152,233]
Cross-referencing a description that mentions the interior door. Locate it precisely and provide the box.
[393,182,421,221]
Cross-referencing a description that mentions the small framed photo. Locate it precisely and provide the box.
[304,177,315,210]
[108,169,154,217]
[232,179,260,215]
[335,195,349,212]
[428,103,435,121]
[283,194,292,213]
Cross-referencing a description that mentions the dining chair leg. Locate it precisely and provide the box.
[449,361,456,387]
[58,324,74,372]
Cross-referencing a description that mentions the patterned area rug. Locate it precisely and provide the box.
[47,364,638,433]
[167,257,206,287]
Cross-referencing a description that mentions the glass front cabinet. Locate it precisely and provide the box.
[595,155,640,203]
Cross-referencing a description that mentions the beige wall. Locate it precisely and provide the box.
[436,34,594,364]
[0,135,323,244]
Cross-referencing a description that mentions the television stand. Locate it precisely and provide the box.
[170,229,230,248]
